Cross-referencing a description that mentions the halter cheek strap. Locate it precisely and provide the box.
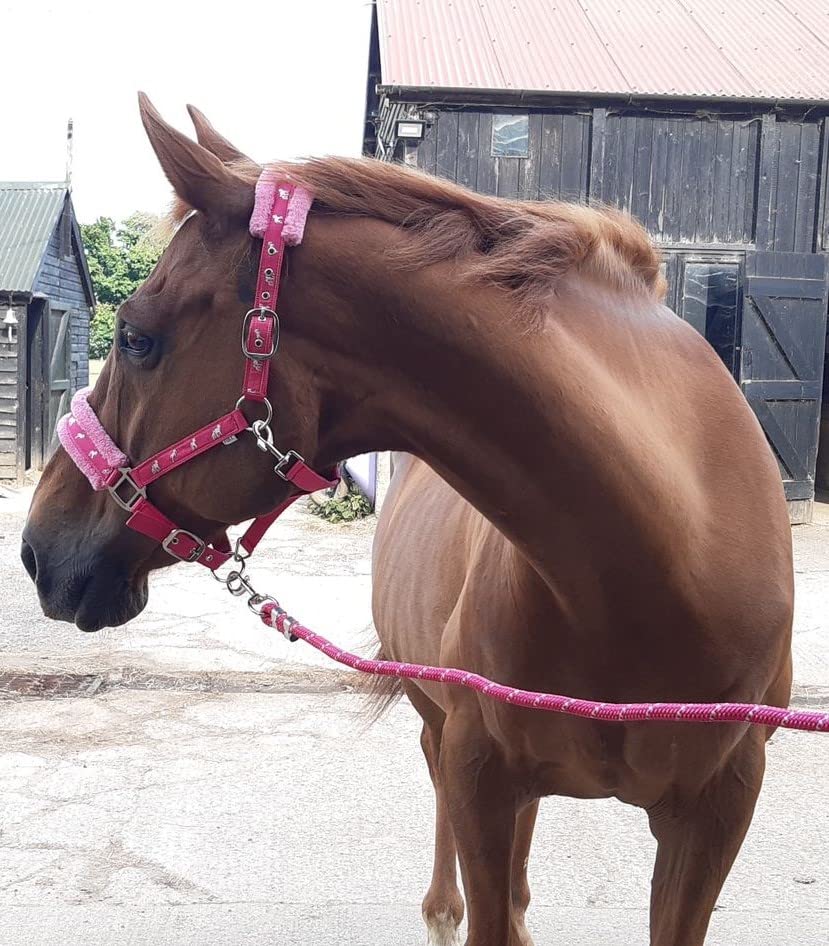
[58,177,338,570]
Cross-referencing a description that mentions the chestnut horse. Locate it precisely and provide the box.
[22,98,793,946]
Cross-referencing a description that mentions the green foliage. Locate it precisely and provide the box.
[81,213,166,355]
[89,303,117,359]
[309,482,373,524]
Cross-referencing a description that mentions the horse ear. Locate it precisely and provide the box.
[186,104,250,166]
[138,93,253,223]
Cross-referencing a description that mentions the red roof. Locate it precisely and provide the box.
[376,0,829,103]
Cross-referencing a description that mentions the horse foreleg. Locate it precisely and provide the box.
[440,710,524,946]
[647,729,766,946]
[510,799,539,946]
[420,721,465,945]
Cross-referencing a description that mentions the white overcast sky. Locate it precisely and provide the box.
[0,0,373,222]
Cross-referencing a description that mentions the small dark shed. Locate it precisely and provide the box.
[364,0,829,522]
[0,183,93,483]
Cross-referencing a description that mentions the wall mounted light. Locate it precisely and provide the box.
[395,119,425,141]
[3,305,18,343]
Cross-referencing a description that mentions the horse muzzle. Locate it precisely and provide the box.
[20,529,148,632]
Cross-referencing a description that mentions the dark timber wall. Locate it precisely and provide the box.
[413,107,827,255]
[387,102,829,520]
[1,203,91,483]
[35,219,91,394]
[417,111,591,202]
[0,303,24,481]
[594,112,760,246]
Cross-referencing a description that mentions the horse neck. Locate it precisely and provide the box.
[286,216,629,580]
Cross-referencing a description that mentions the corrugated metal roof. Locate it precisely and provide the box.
[377,0,829,102]
[0,183,66,293]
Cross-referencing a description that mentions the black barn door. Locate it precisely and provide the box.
[24,300,72,470]
[741,251,829,501]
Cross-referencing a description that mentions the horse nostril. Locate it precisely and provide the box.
[20,539,38,583]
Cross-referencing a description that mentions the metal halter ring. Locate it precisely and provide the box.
[211,556,246,584]
[235,395,273,429]
[233,536,252,562]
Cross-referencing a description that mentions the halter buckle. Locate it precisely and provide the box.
[107,467,147,512]
[242,308,278,361]
[162,529,206,563]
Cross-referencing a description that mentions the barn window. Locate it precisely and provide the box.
[491,114,529,158]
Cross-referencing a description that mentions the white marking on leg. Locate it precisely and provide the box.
[424,909,461,946]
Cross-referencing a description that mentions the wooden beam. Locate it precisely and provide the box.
[817,117,829,252]
[755,113,779,251]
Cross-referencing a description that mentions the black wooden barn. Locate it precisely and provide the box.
[364,0,829,523]
[0,183,93,483]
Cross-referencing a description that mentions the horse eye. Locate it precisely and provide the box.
[119,324,153,357]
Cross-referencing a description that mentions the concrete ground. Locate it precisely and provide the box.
[0,485,827,945]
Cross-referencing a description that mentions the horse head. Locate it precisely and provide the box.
[22,96,344,631]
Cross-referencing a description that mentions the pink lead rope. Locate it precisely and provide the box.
[260,603,829,733]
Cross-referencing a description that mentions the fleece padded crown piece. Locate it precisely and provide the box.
[249,168,312,245]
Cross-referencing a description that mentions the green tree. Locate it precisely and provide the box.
[82,213,166,356]
[88,303,117,359]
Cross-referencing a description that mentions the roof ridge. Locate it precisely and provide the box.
[0,181,67,190]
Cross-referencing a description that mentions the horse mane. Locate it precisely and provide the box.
[172,156,666,318]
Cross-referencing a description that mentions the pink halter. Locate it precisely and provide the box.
[58,175,338,570]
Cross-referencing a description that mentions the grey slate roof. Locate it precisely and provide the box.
[0,182,67,293]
